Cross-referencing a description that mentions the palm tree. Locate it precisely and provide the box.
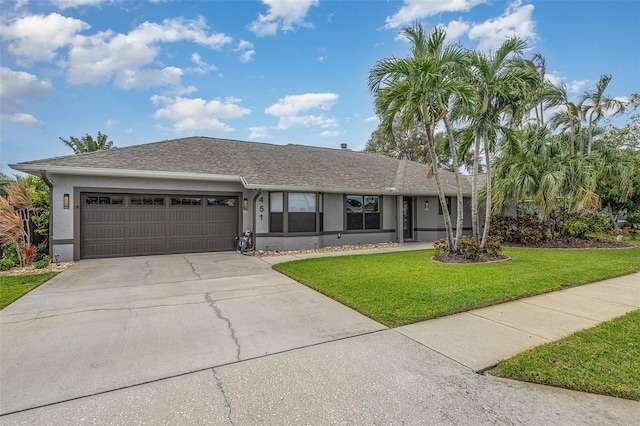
[368,23,473,253]
[59,131,114,154]
[465,37,537,247]
[492,124,600,221]
[579,74,626,154]
[548,83,582,156]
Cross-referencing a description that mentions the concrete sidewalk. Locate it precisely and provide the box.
[398,272,640,371]
[260,243,639,371]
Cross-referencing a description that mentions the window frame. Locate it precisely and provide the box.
[267,191,321,235]
[345,194,382,231]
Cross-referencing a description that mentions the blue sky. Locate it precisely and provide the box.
[2,0,639,176]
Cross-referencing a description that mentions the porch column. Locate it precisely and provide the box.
[396,195,404,244]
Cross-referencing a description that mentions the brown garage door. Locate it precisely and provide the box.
[81,193,239,259]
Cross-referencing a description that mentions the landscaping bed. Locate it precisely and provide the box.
[505,236,634,249]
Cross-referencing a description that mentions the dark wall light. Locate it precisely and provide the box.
[63,193,70,209]
[243,197,248,211]
[424,200,430,211]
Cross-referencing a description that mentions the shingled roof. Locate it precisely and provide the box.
[11,137,472,195]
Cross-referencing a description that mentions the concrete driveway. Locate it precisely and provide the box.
[0,252,385,415]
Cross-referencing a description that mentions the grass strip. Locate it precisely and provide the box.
[0,273,59,310]
[273,248,640,327]
[494,309,640,401]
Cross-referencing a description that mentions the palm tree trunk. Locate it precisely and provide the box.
[480,140,492,249]
[471,133,481,242]
[443,115,464,252]
[424,124,455,252]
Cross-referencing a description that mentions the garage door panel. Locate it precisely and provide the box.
[81,193,238,259]
[83,209,127,224]
[83,243,126,259]
[129,241,167,256]
[129,225,166,239]
[167,239,204,253]
[83,227,126,240]
[205,237,236,251]
[167,210,204,222]
[129,209,166,223]
[204,224,236,237]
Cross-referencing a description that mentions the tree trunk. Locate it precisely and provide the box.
[480,140,492,249]
[471,134,481,242]
[424,124,455,252]
[443,115,464,252]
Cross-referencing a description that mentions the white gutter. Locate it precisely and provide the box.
[9,164,243,183]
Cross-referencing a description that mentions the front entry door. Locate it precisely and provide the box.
[403,197,413,239]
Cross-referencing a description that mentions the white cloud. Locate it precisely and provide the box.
[248,126,270,139]
[52,0,106,9]
[385,0,487,29]
[105,118,118,128]
[66,16,232,88]
[468,1,536,52]
[320,130,340,137]
[3,113,46,128]
[0,68,52,112]
[1,13,90,63]
[546,72,589,94]
[566,79,588,93]
[364,115,378,123]
[265,93,339,130]
[249,0,319,37]
[191,52,217,74]
[441,19,470,40]
[235,40,255,63]
[151,95,251,133]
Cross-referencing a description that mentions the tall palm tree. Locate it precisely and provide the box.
[579,74,626,154]
[548,83,582,156]
[59,131,114,154]
[465,37,537,247]
[368,23,473,252]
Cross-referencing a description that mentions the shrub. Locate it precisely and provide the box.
[0,258,16,271]
[490,214,547,245]
[1,242,20,266]
[433,239,448,256]
[33,256,51,269]
[460,238,481,260]
[485,236,504,255]
[626,211,640,227]
[22,244,36,266]
[35,242,49,262]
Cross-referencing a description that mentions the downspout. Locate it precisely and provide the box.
[40,171,53,258]
[251,189,263,250]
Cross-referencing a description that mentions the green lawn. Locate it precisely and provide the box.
[273,248,640,327]
[0,273,58,310]
[494,309,640,401]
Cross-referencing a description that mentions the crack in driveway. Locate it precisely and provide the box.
[205,292,241,361]
[185,257,202,280]
[212,368,234,425]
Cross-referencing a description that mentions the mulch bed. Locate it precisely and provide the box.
[504,237,635,249]
[432,253,510,264]
[432,237,635,264]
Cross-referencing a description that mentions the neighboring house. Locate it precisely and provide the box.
[10,137,476,261]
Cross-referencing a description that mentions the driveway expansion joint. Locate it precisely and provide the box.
[205,292,241,361]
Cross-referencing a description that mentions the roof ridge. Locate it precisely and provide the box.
[393,159,409,190]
